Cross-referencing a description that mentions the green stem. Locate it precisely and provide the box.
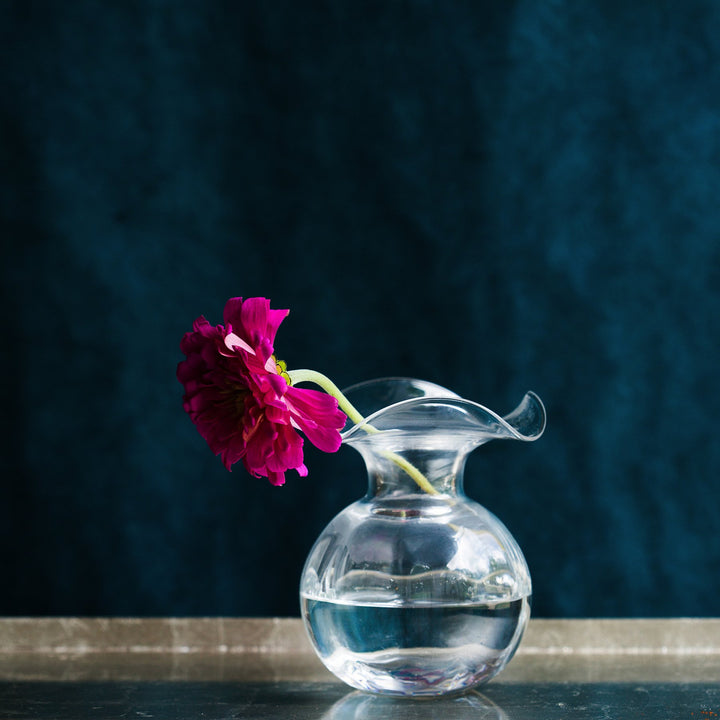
[287,369,366,426]
[287,369,437,495]
[380,449,436,495]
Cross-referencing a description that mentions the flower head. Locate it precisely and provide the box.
[177,297,347,486]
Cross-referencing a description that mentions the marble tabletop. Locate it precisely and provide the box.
[0,618,718,718]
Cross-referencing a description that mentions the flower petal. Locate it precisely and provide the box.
[239,297,289,348]
[285,386,346,453]
[222,297,245,328]
[224,332,255,355]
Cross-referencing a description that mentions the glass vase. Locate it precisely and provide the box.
[300,378,546,697]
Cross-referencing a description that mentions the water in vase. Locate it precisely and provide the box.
[301,594,530,697]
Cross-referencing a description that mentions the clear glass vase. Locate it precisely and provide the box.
[300,378,546,697]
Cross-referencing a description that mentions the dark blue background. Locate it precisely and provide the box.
[2,2,719,618]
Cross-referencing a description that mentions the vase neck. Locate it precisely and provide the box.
[354,442,469,499]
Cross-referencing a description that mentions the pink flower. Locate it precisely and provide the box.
[177,297,347,486]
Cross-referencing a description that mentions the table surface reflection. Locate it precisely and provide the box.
[0,618,718,719]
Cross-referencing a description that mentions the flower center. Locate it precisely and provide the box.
[274,357,291,384]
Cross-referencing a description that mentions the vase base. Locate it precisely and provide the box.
[321,647,505,697]
[302,595,530,697]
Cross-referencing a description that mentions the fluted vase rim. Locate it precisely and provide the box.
[339,376,546,445]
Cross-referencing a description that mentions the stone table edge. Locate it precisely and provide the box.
[0,618,719,655]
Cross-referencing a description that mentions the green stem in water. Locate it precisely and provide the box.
[287,369,437,495]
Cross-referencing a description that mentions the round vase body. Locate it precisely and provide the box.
[300,379,545,697]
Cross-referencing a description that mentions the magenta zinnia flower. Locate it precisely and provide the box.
[177,297,347,486]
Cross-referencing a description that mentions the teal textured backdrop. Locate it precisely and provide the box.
[2,2,719,617]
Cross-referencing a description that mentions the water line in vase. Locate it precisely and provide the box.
[287,369,437,494]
